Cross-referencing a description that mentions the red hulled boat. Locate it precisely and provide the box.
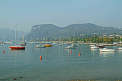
[9,45,25,50]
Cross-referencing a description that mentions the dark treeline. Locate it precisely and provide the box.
[31,34,122,44]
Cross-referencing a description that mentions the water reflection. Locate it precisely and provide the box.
[99,51,115,57]
[1,44,122,81]
[2,50,6,54]
[118,50,122,53]
[78,52,81,56]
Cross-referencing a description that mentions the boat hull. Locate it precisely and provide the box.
[9,46,25,50]
[44,44,52,47]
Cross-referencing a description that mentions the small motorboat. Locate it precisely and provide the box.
[44,44,52,47]
[90,44,98,50]
[90,45,98,49]
[91,46,98,50]
[99,48,115,52]
[35,44,45,48]
[97,45,105,48]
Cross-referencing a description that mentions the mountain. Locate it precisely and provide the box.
[26,23,122,40]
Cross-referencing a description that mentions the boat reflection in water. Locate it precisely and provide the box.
[100,52,115,57]
[1,44,122,81]
[99,48,115,52]
[99,48,115,57]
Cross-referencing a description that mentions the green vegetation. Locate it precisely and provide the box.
[55,35,122,44]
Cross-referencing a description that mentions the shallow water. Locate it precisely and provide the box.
[0,44,122,81]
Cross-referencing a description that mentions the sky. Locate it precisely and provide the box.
[0,0,122,32]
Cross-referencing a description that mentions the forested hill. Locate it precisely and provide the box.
[26,23,122,40]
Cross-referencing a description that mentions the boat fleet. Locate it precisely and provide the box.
[90,44,122,53]
[1,40,122,54]
[5,41,79,50]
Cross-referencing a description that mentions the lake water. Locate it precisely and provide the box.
[0,44,122,81]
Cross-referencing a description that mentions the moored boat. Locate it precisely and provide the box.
[9,45,25,50]
[90,46,98,49]
[65,45,74,49]
[97,45,105,48]
[35,44,45,48]
[44,44,52,47]
[99,48,115,52]
[90,44,98,49]
[65,44,76,49]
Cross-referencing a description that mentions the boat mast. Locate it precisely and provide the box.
[14,24,17,43]
[15,29,16,42]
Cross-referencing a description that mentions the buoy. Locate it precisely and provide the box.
[3,50,5,54]
[78,52,81,56]
[40,56,42,60]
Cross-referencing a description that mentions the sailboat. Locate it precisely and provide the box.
[9,30,25,50]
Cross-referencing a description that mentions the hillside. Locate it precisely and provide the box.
[26,23,122,40]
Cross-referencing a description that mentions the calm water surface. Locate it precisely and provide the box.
[0,44,122,81]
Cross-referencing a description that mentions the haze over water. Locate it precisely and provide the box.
[0,44,122,81]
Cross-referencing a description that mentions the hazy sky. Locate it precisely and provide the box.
[0,0,122,32]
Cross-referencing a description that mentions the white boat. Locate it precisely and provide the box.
[35,44,45,48]
[65,44,76,49]
[65,45,72,49]
[99,48,115,52]
[90,45,98,49]
[90,45,95,47]
[90,46,98,49]
[4,41,12,44]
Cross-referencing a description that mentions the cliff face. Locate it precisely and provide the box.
[26,23,122,40]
